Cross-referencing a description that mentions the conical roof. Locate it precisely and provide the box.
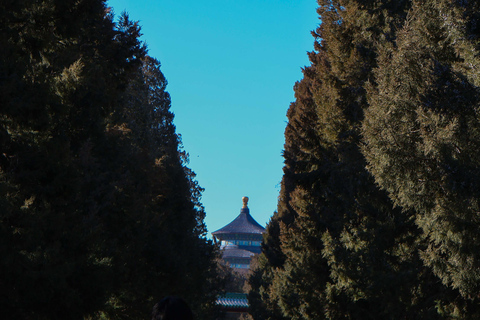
[212,197,265,236]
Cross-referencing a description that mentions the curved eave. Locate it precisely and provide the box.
[222,246,256,259]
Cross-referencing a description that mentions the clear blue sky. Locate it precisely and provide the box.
[106,0,319,236]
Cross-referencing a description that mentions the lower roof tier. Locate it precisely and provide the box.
[214,233,263,241]
[222,245,256,259]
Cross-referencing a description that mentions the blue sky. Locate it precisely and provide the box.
[106,0,319,236]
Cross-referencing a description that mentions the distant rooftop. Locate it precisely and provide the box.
[222,246,256,259]
[212,197,265,236]
[216,293,249,312]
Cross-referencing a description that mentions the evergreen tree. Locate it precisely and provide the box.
[0,0,127,317]
[363,0,480,314]
[251,0,445,318]
[0,1,220,319]
[248,207,292,320]
[94,52,220,319]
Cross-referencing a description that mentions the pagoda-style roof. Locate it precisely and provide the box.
[216,293,249,312]
[212,205,265,237]
[222,245,256,259]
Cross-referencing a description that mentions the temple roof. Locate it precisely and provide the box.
[216,293,249,311]
[212,205,265,237]
[221,245,256,259]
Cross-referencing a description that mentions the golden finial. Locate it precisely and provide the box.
[242,196,249,208]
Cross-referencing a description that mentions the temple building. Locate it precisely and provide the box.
[213,197,265,319]
[212,197,265,272]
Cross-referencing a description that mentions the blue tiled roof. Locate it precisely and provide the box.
[216,293,249,310]
[212,207,265,236]
[222,245,256,258]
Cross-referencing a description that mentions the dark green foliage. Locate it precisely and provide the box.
[249,0,453,319]
[1,1,120,318]
[363,0,480,313]
[0,1,220,319]
[96,55,220,319]
[248,213,291,320]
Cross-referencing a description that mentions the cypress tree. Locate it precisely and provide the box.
[0,0,126,317]
[251,0,445,318]
[92,51,220,319]
[363,0,480,315]
[0,1,220,318]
